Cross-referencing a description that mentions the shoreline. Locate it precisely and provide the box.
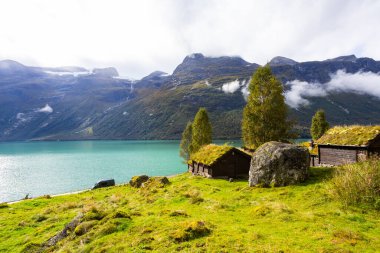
[6,173,182,205]
[7,189,89,205]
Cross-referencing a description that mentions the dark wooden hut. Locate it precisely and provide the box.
[315,125,380,166]
[188,144,251,178]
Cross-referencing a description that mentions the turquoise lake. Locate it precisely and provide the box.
[0,140,242,202]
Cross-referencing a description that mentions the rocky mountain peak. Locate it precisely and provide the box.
[0,59,27,71]
[184,53,205,61]
[92,67,119,77]
[269,56,298,66]
[144,71,168,79]
[325,55,357,62]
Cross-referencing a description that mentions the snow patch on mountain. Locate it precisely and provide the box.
[44,70,91,77]
[37,104,53,113]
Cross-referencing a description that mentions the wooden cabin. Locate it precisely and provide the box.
[315,125,380,166]
[188,144,251,178]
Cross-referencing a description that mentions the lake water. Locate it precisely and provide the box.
[0,140,242,202]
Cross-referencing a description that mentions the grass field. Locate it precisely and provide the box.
[0,167,379,252]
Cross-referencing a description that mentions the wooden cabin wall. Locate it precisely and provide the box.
[357,150,368,162]
[212,151,250,178]
[319,147,358,165]
[190,149,251,178]
[235,155,251,177]
[212,158,234,178]
[369,136,380,158]
[190,162,212,177]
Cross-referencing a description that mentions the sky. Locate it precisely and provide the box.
[0,0,379,78]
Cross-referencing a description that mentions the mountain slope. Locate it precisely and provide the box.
[1,55,380,141]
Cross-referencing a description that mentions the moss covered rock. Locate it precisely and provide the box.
[142,177,170,189]
[129,175,149,188]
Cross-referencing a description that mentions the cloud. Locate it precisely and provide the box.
[0,0,379,78]
[285,70,380,108]
[284,80,327,108]
[221,80,240,93]
[327,70,380,96]
[44,70,91,77]
[37,104,53,113]
[240,79,250,100]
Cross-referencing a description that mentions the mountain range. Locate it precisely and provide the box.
[1,54,380,141]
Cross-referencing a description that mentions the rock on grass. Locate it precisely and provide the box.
[129,175,149,188]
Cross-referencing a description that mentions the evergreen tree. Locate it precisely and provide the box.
[242,65,293,148]
[179,121,193,162]
[191,108,212,153]
[310,109,329,140]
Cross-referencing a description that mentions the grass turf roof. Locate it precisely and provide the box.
[316,125,380,146]
[190,144,233,166]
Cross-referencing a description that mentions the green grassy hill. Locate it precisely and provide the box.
[1,168,379,252]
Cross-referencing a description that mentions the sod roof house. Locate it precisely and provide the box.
[188,144,251,178]
[315,125,380,166]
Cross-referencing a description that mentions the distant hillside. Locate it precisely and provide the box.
[0,54,380,141]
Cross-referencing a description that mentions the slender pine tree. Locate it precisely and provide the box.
[179,121,193,162]
[191,108,212,153]
[242,65,293,149]
[310,109,329,140]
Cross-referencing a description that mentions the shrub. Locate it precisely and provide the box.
[171,221,211,242]
[329,160,380,209]
[129,175,149,188]
[0,203,9,209]
[33,214,48,222]
[99,223,118,236]
[142,177,170,189]
[20,242,41,253]
[332,229,364,245]
[74,221,97,236]
[183,189,204,204]
[83,206,106,221]
[111,210,131,219]
[169,210,189,217]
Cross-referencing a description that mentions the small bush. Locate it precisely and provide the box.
[252,205,272,217]
[0,203,9,209]
[59,202,80,211]
[37,195,51,199]
[75,220,97,236]
[83,206,107,221]
[33,214,48,222]
[111,210,131,219]
[169,210,189,217]
[329,160,380,209]
[20,242,41,253]
[171,221,211,242]
[99,223,118,236]
[129,175,149,188]
[332,229,364,245]
[183,190,204,204]
[142,177,170,189]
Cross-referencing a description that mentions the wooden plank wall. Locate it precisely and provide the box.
[319,147,357,165]
[190,162,211,177]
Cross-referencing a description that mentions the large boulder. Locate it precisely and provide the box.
[249,142,309,187]
[92,179,115,189]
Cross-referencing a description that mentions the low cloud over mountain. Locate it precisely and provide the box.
[285,70,380,108]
